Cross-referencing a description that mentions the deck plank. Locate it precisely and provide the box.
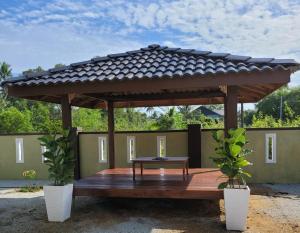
[74,168,224,199]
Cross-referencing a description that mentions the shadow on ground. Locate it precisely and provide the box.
[0,193,227,233]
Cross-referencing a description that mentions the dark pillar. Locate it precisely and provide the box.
[188,124,202,168]
[224,86,238,133]
[70,127,81,180]
[61,95,81,180]
[61,94,72,129]
[240,103,244,128]
[108,101,115,169]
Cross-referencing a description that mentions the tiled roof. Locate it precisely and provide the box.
[3,44,300,87]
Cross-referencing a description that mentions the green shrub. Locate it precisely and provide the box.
[38,130,74,186]
[211,128,253,189]
[19,169,41,192]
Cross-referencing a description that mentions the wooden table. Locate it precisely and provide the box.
[131,157,189,181]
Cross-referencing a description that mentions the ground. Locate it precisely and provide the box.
[0,184,299,233]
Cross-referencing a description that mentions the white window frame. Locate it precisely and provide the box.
[127,136,136,163]
[41,145,48,163]
[265,133,276,164]
[157,136,166,157]
[98,136,107,163]
[16,138,24,163]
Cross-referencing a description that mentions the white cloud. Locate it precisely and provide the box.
[0,0,300,86]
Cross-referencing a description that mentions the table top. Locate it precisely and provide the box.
[132,156,188,162]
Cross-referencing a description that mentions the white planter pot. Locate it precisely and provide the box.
[224,186,250,231]
[44,184,73,222]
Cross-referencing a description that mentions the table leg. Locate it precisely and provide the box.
[186,161,189,175]
[141,162,143,176]
[133,162,136,181]
[182,162,185,180]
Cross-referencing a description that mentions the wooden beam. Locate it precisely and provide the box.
[86,89,224,102]
[107,101,115,169]
[92,97,224,109]
[6,70,291,97]
[61,94,72,129]
[224,86,238,133]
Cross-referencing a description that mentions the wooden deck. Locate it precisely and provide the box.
[74,168,225,199]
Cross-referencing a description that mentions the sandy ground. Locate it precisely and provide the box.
[0,185,299,233]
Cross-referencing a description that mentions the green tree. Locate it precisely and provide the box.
[73,108,105,131]
[178,105,194,120]
[0,62,12,81]
[154,107,176,130]
[0,62,12,107]
[0,107,33,133]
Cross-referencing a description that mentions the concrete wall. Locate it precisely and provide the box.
[1,129,300,183]
[79,131,188,177]
[0,134,48,179]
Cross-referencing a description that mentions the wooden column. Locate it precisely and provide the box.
[224,86,238,133]
[108,101,115,169]
[240,103,244,127]
[70,127,81,180]
[188,124,202,168]
[61,94,72,129]
[61,94,81,180]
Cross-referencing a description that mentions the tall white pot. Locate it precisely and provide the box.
[44,183,73,222]
[224,186,250,231]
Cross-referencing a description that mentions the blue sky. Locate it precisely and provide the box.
[1,0,300,109]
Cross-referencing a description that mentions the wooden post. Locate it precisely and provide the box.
[61,95,81,180]
[240,103,244,128]
[70,127,81,180]
[224,86,238,133]
[188,124,202,168]
[108,101,115,169]
[61,95,72,129]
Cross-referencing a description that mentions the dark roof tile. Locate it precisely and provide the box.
[247,58,274,63]
[2,44,299,87]
[207,53,230,58]
[226,55,251,61]
[70,60,90,67]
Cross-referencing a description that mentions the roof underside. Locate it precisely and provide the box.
[3,44,299,108]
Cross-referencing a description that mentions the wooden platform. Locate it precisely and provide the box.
[74,168,225,199]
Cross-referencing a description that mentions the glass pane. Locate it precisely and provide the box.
[268,137,273,160]
[130,139,134,160]
[160,138,165,157]
[101,139,105,161]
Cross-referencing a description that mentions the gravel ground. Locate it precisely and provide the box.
[0,185,299,233]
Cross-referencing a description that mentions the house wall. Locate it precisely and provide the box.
[0,129,300,183]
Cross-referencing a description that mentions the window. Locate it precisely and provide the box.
[127,136,136,163]
[265,133,276,163]
[16,138,24,163]
[41,145,48,163]
[98,136,107,163]
[157,136,166,157]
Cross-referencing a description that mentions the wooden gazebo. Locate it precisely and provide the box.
[2,44,299,198]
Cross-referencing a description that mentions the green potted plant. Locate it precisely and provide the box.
[211,128,252,231]
[39,130,74,222]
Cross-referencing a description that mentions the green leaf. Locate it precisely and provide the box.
[242,171,252,177]
[229,144,242,157]
[218,182,228,189]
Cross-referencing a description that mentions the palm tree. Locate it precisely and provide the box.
[178,105,194,120]
[0,62,12,81]
[145,106,154,114]
[0,62,12,106]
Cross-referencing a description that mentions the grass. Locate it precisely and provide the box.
[19,186,43,192]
